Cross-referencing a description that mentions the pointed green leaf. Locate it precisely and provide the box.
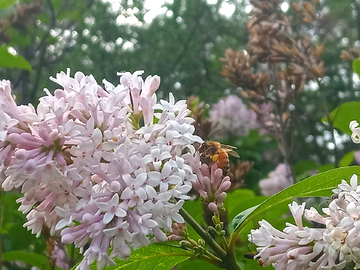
[294,160,318,176]
[0,0,15,10]
[2,251,53,270]
[231,166,360,236]
[319,164,335,172]
[85,244,193,270]
[0,46,32,71]
[340,151,355,167]
[321,102,360,134]
[177,258,220,270]
[353,58,360,77]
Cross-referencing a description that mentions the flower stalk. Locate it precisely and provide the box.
[179,208,241,270]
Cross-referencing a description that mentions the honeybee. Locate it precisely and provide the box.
[198,141,239,175]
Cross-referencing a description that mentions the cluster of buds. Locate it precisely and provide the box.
[190,153,231,229]
[0,69,202,270]
[248,0,326,88]
[186,96,216,140]
[191,159,231,216]
[249,174,360,270]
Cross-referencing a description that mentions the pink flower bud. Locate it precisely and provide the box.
[15,149,28,159]
[208,202,219,214]
[61,233,75,244]
[7,133,22,144]
[82,213,93,224]
[25,159,37,172]
[144,75,160,97]
[216,180,231,196]
[153,227,167,242]
[56,153,66,166]
[109,181,121,192]
[217,192,227,205]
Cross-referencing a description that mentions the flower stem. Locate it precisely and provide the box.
[179,208,242,270]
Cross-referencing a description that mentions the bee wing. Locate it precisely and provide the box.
[220,144,240,158]
[227,149,240,158]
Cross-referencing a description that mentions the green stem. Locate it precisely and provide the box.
[179,208,241,270]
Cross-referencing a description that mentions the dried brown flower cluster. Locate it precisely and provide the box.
[227,160,253,192]
[0,0,42,43]
[340,48,360,62]
[221,0,326,103]
[186,96,217,140]
[221,0,327,182]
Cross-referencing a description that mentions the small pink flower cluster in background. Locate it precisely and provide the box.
[258,163,293,196]
[250,174,360,270]
[209,95,258,139]
[0,70,202,270]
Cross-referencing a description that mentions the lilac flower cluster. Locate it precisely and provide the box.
[0,70,202,270]
[258,163,293,196]
[249,174,360,270]
[209,95,258,139]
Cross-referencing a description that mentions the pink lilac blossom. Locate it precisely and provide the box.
[209,95,258,139]
[249,174,360,270]
[259,163,293,196]
[0,70,202,270]
[52,243,70,269]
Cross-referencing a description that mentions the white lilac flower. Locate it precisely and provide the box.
[350,120,360,144]
[249,174,360,270]
[259,163,293,196]
[0,70,202,270]
[209,94,258,139]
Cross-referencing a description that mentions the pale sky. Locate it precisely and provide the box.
[103,0,239,26]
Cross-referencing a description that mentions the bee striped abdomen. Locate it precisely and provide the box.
[198,141,239,176]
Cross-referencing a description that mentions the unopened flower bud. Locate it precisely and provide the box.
[61,234,75,244]
[198,239,205,247]
[208,202,219,214]
[180,240,192,248]
[14,149,28,160]
[109,181,121,192]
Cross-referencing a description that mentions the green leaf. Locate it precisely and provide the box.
[231,166,360,235]
[340,151,355,167]
[226,189,266,222]
[91,244,193,270]
[353,58,360,77]
[2,251,52,270]
[294,160,318,176]
[0,46,32,71]
[319,164,335,172]
[0,0,15,10]
[177,258,219,270]
[321,102,360,134]
[6,27,31,46]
